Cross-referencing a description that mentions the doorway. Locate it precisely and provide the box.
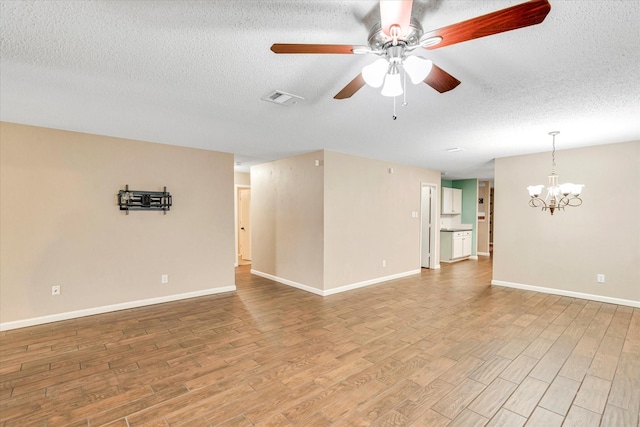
[236,186,251,266]
[420,183,437,268]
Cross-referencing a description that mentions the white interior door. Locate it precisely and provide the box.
[421,185,433,268]
[238,188,251,261]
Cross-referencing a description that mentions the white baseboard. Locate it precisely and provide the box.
[251,269,421,296]
[324,269,421,296]
[491,280,640,308]
[440,257,468,264]
[470,255,478,260]
[0,286,236,331]
[477,252,490,257]
[250,270,325,295]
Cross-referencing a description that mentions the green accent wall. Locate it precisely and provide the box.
[441,178,478,257]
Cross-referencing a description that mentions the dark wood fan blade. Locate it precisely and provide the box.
[424,65,461,93]
[271,44,356,54]
[423,0,551,50]
[334,74,366,99]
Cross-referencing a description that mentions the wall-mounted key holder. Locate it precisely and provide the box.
[118,185,172,215]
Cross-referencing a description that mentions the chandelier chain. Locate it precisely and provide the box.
[549,131,558,174]
[551,136,556,173]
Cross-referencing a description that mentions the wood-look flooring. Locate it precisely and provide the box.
[1,257,639,426]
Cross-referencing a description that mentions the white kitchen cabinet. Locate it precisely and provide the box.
[440,230,472,262]
[441,188,462,214]
[462,232,472,257]
[452,234,464,259]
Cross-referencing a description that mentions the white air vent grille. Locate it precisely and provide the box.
[261,90,304,106]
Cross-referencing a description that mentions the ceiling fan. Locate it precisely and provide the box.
[271,0,551,100]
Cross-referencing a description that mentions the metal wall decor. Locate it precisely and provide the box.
[118,185,172,215]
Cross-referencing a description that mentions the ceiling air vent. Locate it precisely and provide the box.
[261,90,304,107]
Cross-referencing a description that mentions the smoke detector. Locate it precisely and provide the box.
[261,90,304,106]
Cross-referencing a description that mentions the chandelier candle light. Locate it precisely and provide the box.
[527,131,584,215]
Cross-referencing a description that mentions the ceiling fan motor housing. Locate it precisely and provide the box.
[367,18,424,50]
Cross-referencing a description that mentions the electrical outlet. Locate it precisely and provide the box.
[52,285,61,296]
[382,260,386,267]
[597,274,605,283]
[161,274,169,284]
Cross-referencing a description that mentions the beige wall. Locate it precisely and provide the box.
[234,172,250,186]
[324,151,441,289]
[476,181,491,255]
[0,122,236,328]
[250,151,325,290]
[251,150,441,293]
[493,140,640,305]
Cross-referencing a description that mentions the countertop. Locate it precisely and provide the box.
[440,227,473,232]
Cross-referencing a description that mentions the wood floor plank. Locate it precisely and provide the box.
[537,374,581,416]
[557,353,593,382]
[563,405,601,426]
[501,376,549,418]
[408,356,457,387]
[358,379,422,422]
[467,377,517,419]
[436,354,485,386]
[572,374,612,414]
[495,338,530,360]
[486,408,526,427]
[431,377,486,419]
[320,379,387,422]
[498,354,538,384]
[1,257,638,426]
[468,355,512,385]
[521,337,555,359]
[607,374,640,414]
[447,408,488,427]
[524,406,564,427]
[369,410,409,427]
[394,378,454,421]
[601,404,637,427]
[407,409,450,427]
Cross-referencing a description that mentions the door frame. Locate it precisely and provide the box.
[234,184,251,267]
[420,182,440,269]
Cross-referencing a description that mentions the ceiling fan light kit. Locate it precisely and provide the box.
[403,56,433,85]
[362,58,388,88]
[270,0,551,116]
[527,132,584,215]
[380,70,403,97]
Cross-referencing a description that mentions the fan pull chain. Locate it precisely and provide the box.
[392,96,397,120]
[402,69,408,106]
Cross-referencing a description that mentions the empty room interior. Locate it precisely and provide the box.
[1,1,639,426]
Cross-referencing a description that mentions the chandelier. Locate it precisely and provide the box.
[526,131,584,215]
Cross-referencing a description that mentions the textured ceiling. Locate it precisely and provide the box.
[1,1,639,179]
